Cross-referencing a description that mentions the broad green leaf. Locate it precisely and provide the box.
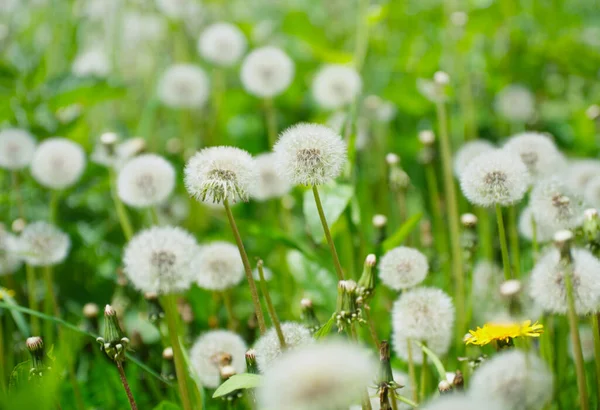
[303,184,354,243]
[313,315,336,340]
[382,212,423,252]
[212,373,262,398]
[418,342,446,381]
[153,401,181,410]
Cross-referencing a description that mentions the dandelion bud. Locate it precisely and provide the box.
[197,23,246,67]
[11,218,25,233]
[161,347,175,381]
[312,64,362,110]
[461,214,478,265]
[420,220,433,248]
[499,279,522,298]
[166,137,183,155]
[100,131,118,154]
[97,304,130,363]
[378,340,394,384]
[379,247,428,290]
[388,159,410,191]
[453,370,464,390]
[0,128,36,170]
[586,104,600,120]
[438,380,452,394]
[357,254,377,300]
[553,229,573,255]
[245,349,258,374]
[461,213,477,227]
[386,153,400,165]
[31,138,86,190]
[335,280,363,332]
[82,302,99,332]
[26,336,47,379]
[583,209,600,250]
[372,214,388,228]
[373,215,387,247]
[418,130,435,146]
[300,298,320,333]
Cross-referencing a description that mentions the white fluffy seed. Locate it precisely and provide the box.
[18,222,70,267]
[30,138,86,190]
[311,64,362,110]
[0,128,36,170]
[240,46,294,98]
[157,64,210,109]
[379,246,429,290]
[253,322,313,372]
[197,22,246,67]
[117,154,175,208]
[194,241,244,291]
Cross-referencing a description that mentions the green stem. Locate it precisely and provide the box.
[223,199,267,334]
[406,339,418,404]
[424,163,450,282]
[312,186,345,281]
[591,314,600,403]
[495,205,511,280]
[477,207,493,261]
[109,168,134,241]
[507,205,521,278]
[395,395,418,408]
[163,294,194,410]
[49,190,60,224]
[117,361,139,410]
[25,264,39,335]
[435,100,464,343]
[221,291,238,331]
[0,314,5,393]
[257,261,286,348]
[419,347,428,402]
[11,171,25,220]
[264,97,278,148]
[42,265,59,345]
[531,215,539,263]
[150,207,160,226]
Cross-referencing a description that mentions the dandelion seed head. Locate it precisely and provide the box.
[503,132,566,182]
[433,71,450,85]
[18,222,70,267]
[194,241,244,291]
[529,247,600,315]
[198,22,246,67]
[469,350,553,410]
[460,149,529,207]
[250,153,292,201]
[565,159,600,194]
[312,64,362,110]
[392,287,455,363]
[254,322,313,372]
[419,130,435,145]
[91,135,145,170]
[518,206,554,243]
[157,64,209,109]
[30,138,86,189]
[379,246,428,290]
[453,140,495,178]
[529,177,585,232]
[494,84,535,123]
[0,229,21,275]
[189,330,247,388]
[123,226,199,294]
[257,340,377,410]
[241,46,294,98]
[72,48,110,77]
[274,123,346,186]
[0,128,36,170]
[584,175,600,208]
[372,214,387,228]
[185,146,256,205]
[117,154,175,208]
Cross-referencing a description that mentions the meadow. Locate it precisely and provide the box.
[1,0,600,409]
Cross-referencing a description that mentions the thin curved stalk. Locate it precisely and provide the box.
[406,340,418,404]
[109,168,134,240]
[565,272,589,410]
[117,362,138,410]
[312,186,345,281]
[495,205,511,280]
[507,205,521,278]
[257,261,285,348]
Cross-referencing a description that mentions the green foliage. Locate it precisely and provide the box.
[212,374,262,398]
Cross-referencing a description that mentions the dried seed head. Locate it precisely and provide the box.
[162,347,174,360]
[254,322,313,372]
[241,46,295,98]
[26,336,44,353]
[157,64,209,109]
[197,22,246,67]
[31,138,86,189]
[312,64,362,110]
[438,380,452,394]
[379,246,429,290]
[117,154,175,208]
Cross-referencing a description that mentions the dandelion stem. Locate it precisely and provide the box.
[564,267,589,410]
[42,265,59,345]
[424,162,450,282]
[223,199,267,334]
[476,207,493,261]
[590,314,600,403]
[264,97,278,148]
[364,307,380,349]
[395,395,418,408]
[257,260,286,349]
[221,290,238,331]
[109,168,134,241]
[419,346,428,401]
[406,339,418,404]
[312,186,345,280]
[495,205,511,280]
[117,361,138,410]
[531,215,539,263]
[25,264,39,335]
[163,294,194,410]
[0,314,5,393]
[435,100,464,346]
[507,205,521,278]
[11,171,25,220]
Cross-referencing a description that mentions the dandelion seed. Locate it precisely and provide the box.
[469,350,553,410]
[529,177,585,232]
[254,322,313,372]
[123,226,200,294]
[157,64,210,109]
[503,132,566,181]
[379,246,428,290]
[197,23,246,67]
[240,46,294,98]
[117,154,175,208]
[30,138,86,190]
[189,330,247,388]
[193,241,244,291]
[184,146,256,204]
[460,149,529,207]
[453,140,495,178]
[0,128,36,170]
[18,222,70,266]
[494,84,535,123]
[529,247,600,315]
[72,48,110,77]
[565,159,600,194]
[250,153,292,201]
[257,340,377,410]
[312,64,362,110]
[274,123,346,186]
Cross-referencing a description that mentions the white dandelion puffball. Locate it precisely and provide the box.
[470,350,553,410]
[157,64,210,109]
[453,139,495,178]
[460,149,529,207]
[189,330,247,388]
[392,287,455,363]
[193,241,244,291]
[518,206,553,243]
[565,159,600,194]
[0,128,36,170]
[30,138,86,189]
[421,395,504,410]
[197,22,246,67]
[326,111,369,150]
[379,246,429,290]
[72,48,110,77]
[184,146,256,205]
[503,132,566,182]
[569,326,595,362]
[254,322,313,372]
[584,175,600,208]
[252,265,273,281]
[529,247,600,315]
[123,226,200,294]
[250,153,292,201]
[91,136,145,170]
[349,370,414,410]
[257,340,377,410]
[529,177,585,232]
[117,154,175,208]
[18,222,70,267]
[274,123,347,186]
[494,84,535,123]
[240,46,295,98]
[312,64,362,110]
[0,230,22,275]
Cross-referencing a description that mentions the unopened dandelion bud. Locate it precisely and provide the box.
[335,280,362,332]
[461,213,478,227]
[26,336,47,379]
[357,254,376,299]
[100,131,118,154]
[583,208,600,248]
[418,130,436,146]
[453,370,464,390]
[300,298,320,333]
[144,292,165,323]
[97,304,129,362]
[82,303,100,333]
[438,380,452,394]
[500,279,522,298]
[161,347,176,381]
[373,215,388,247]
[372,214,388,229]
[461,213,478,265]
[386,153,399,166]
[245,349,258,374]
[388,160,410,191]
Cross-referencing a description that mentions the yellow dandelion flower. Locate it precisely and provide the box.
[465,320,544,346]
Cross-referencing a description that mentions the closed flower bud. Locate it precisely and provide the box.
[97,304,130,362]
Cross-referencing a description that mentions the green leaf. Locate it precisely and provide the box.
[45,77,126,109]
[417,342,446,381]
[382,212,423,252]
[153,401,181,410]
[0,289,30,336]
[313,315,336,340]
[303,184,354,242]
[212,373,262,398]
[8,361,29,391]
